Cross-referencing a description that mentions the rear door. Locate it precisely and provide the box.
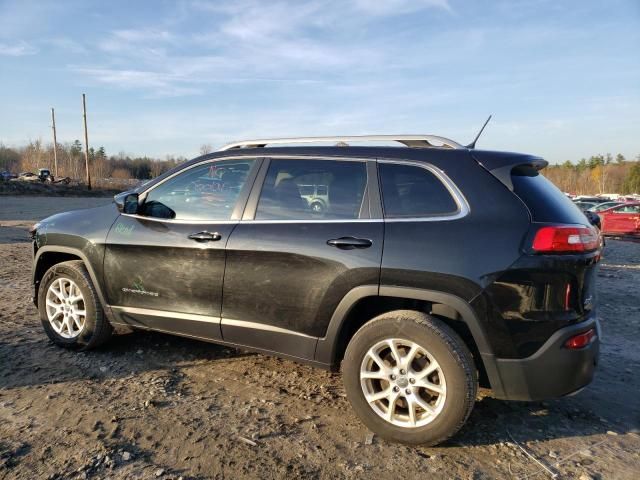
[221,157,383,360]
[104,157,260,339]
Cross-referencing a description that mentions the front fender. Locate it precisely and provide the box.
[33,246,109,309]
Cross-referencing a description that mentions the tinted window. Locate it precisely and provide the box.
[592,202,621,211]
[511,167,589,224]
[256,159,366,220]
[379,163,458,218]
[612,204,640,214]
[140,159,255,220]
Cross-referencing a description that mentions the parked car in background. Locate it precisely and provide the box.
[598,203,640,237]
[13,169,55,182]
[574,201,598,211]
[572,202,602,230]
[299,183,330,213]
[574,196,610,204]
[0,171,17,181]
[589,201,623,212]
[38,168,54,182]
[16,172,41,182]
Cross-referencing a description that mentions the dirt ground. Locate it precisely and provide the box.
[1,196,639,480]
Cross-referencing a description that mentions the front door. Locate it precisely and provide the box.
[602,204,640,235]
[104,157,259,339]
[221,157,383,360]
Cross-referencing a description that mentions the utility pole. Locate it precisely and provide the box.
[82,93,92,190]
[51,108,58,177]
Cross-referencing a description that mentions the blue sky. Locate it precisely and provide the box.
[1,0,638,162]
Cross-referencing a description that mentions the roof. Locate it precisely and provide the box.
[218,135,465,151]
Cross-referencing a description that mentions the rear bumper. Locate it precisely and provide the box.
[490,315,600,401]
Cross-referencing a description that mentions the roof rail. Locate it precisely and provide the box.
[218,135,465,151]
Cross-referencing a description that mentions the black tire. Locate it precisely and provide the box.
[343,310,477,445]
[38,260,112,350]
[310,201,325,214]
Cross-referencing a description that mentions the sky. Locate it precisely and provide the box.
[0,0,639,163]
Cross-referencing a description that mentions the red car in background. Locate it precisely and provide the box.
[598,203,640,237]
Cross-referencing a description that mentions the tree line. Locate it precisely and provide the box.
[544,153,640,195]
[0,140,188,181]
[1,141,639,195]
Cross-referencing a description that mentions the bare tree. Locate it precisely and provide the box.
[150,160,165,178]
[199,144,213,156]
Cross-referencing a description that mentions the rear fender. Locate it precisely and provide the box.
[315,285,507,397]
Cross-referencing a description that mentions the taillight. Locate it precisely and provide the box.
[564,329,596,349]
[532,226,600,253]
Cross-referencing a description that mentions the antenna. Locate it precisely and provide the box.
[466,115,492,149]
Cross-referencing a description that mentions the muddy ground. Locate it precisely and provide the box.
[1,196,639,479]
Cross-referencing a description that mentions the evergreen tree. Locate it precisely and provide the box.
[623,162,640,194]
[577,158,587,171]
[71,140,82,156]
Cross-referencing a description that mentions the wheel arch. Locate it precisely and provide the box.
[315,285,506,396]
[33,246,108,310]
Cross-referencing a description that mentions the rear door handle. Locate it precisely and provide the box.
[188,231,222,242]
[327,237,373,249]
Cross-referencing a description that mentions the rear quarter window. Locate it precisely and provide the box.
[511,166,588,224]
[379,163,459,218]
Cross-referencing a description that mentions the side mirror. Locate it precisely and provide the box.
[114,192,139,214]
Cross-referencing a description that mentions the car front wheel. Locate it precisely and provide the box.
[343,310,477,445]
[38,260,112,350]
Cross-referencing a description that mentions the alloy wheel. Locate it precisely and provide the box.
[45,277,87,339]
[360,338,447,428]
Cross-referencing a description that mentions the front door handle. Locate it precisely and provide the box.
[327,237,372,249]
[188,231,222,242]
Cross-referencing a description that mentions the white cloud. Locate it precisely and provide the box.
[70,66,203,97]
[352,0,452,15]
[0,40,37,56]
[65,0,458,96]
[48,37,88,54]
[0,0,65,39]
[98,29,175,57]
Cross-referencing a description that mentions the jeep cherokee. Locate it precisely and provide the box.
[31,134,601,445]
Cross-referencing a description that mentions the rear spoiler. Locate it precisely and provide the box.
[469,151,548,191]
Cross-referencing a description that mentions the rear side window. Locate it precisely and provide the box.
[255,159,367,220]
[379,163,458,218]
[511,167,587,224]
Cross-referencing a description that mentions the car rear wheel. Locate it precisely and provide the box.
[343,310,477,445]
[38,260,112,350]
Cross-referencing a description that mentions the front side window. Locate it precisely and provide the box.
[379,163,458,218]
[255,159,367,220]
[140,159,255,220]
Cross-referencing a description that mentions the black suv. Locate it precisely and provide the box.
[30,135,601,445]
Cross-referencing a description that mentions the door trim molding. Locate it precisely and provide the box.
[110,307,317,339]
[111,306,221,323]
[221,318,317,339]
